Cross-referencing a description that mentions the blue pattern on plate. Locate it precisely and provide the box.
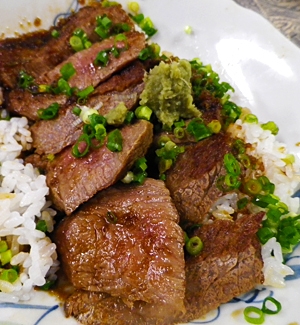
[0,302,58,325]
[52,0,80,25]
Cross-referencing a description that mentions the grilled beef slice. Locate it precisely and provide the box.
[179,212,264,321]
[43,120,153,214]
[36,31,145,90]
[7,31,145,120]
[165,133,232,225]
[30,62,145,155]
[0,4,134,88]
[55,178,185,324]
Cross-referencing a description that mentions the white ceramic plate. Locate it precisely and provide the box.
[0,0,300,324]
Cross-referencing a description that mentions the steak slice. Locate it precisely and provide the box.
[65,291,183,325]
[165,133,233,225]
[30,61,145,155]
[36,31,145,90]
[44,120,153,214]
[31,83,144,155]
[0,4,134,88]
[55,178,185,324]
[179,212,264,322]
[7,90,69,121]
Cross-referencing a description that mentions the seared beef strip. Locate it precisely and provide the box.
[55,178,185,324]
[38,120,153,214]
[7,90,69,121]
[0,4,134,88]
[165,133,233,225]
[36,31,145,90]
[7,31,145,119]
[179,212,264,321]
[30,62,145,155]
[30,82,144,155]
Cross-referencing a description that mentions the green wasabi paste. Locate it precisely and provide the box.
[140,59,201,128]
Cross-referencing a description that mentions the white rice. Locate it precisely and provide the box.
[226,110,300,287]
[0,116,58,303]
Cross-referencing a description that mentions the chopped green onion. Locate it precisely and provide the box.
[72,134,91,158]
[94,50,110,66]
[184,25,193,35]
[233,139,246,154]
[186,118,212,141]
[243,306,265,324]
[56,78,73,96]
[0,241,8,253]
[0,249,12,266]
[121,171,135,184]
[174,126,185,139]
[237,153,252,169]
[124,111,135,124]
[139,17,157,37]
[244,179,263,196]
[158,158,173,174]
[51,29,60,38]
[76,85,94,102]
[95,124,107,143]
[131,13,145,24]
[36,220,48,233]
[72,107,82,116]
[69,35,84,52]
[207,120,221,133]
[83,124,95,138]
[106,129,123,152]
[95,26,109,39]
[111,46,120,58]
[157,135,171,148]
[135,105,152,121]
[101,0,119,7]
[37,103,60,120]
[252,194,279,208]
[237,197,249,210]
[0,269,18,283]
[128,1,140,14]
[261,121,279,135]
[106,211,117,224]
[222,101,241,126]
[257,227,276,244]
[38,84,52,93]
[244,114,258,124]
[18,71,34,89]
[185,236,203,256]
[60,62,76,81]
[89,113,107,128]
[47,153,55,162]
[257,176,275,194]
[223,153,241,176]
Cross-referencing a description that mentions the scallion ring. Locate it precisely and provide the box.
[243,306,264,324]
[261,297,282,315]
[72,134,91,158]
[185,236,203,256]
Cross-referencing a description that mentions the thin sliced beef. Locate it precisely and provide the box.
[0,4,134,88]
[55,178,185,324]
[36,31,145,90]
[31,83,144,155]
[39,120,153,214]
[165,133,232,225]
[30,61,145,155]
[179,212,264,322]
[7,90,69,121]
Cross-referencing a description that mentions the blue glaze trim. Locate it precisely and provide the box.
[0,303,59,325]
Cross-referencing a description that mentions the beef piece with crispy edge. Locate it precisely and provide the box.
[6,31,145,120]
[0,4,134,88]
[36,31,145,89]
[55,178,185,325]
[27,119,153,215]
[30,61,145,155]
[178,212,264,322]
[31,83,144,155]
[165,133,232,225]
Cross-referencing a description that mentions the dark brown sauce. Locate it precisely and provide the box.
[34,17,42,28]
